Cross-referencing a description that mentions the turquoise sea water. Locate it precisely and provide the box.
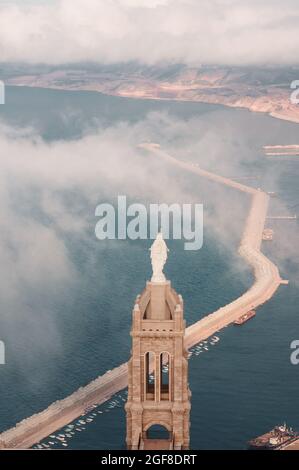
[0,87,298,449]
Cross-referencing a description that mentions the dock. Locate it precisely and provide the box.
[263,145,299,156]
[266,215,297,220]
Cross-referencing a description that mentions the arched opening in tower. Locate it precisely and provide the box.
[160,352,170,400]
[145,352,155,400]
[146,424,171,440]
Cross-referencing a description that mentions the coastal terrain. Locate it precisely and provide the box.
[3,64,299,125]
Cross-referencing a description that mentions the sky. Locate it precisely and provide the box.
[0,0,298,66]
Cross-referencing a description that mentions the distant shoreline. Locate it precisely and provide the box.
[5,79,299,126]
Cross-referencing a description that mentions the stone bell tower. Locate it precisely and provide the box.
[125,233,191,450]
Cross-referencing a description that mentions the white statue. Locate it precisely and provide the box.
[150,232,169,282]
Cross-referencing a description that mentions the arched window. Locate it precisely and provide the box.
[145,352,155,400]
[160,352,170,400]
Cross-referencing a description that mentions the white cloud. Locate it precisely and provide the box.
[0,0,298,65]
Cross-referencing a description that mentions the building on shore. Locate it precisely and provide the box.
[125,233,191,450]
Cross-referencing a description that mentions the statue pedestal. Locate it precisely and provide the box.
[146,281,171,320]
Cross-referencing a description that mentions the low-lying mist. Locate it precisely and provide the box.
[0,108,297,375]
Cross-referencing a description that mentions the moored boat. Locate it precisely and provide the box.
[234,310,256,325]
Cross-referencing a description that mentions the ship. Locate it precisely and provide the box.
[248,424,298,450]
[233,310,256,325]
[262,228,274,241]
